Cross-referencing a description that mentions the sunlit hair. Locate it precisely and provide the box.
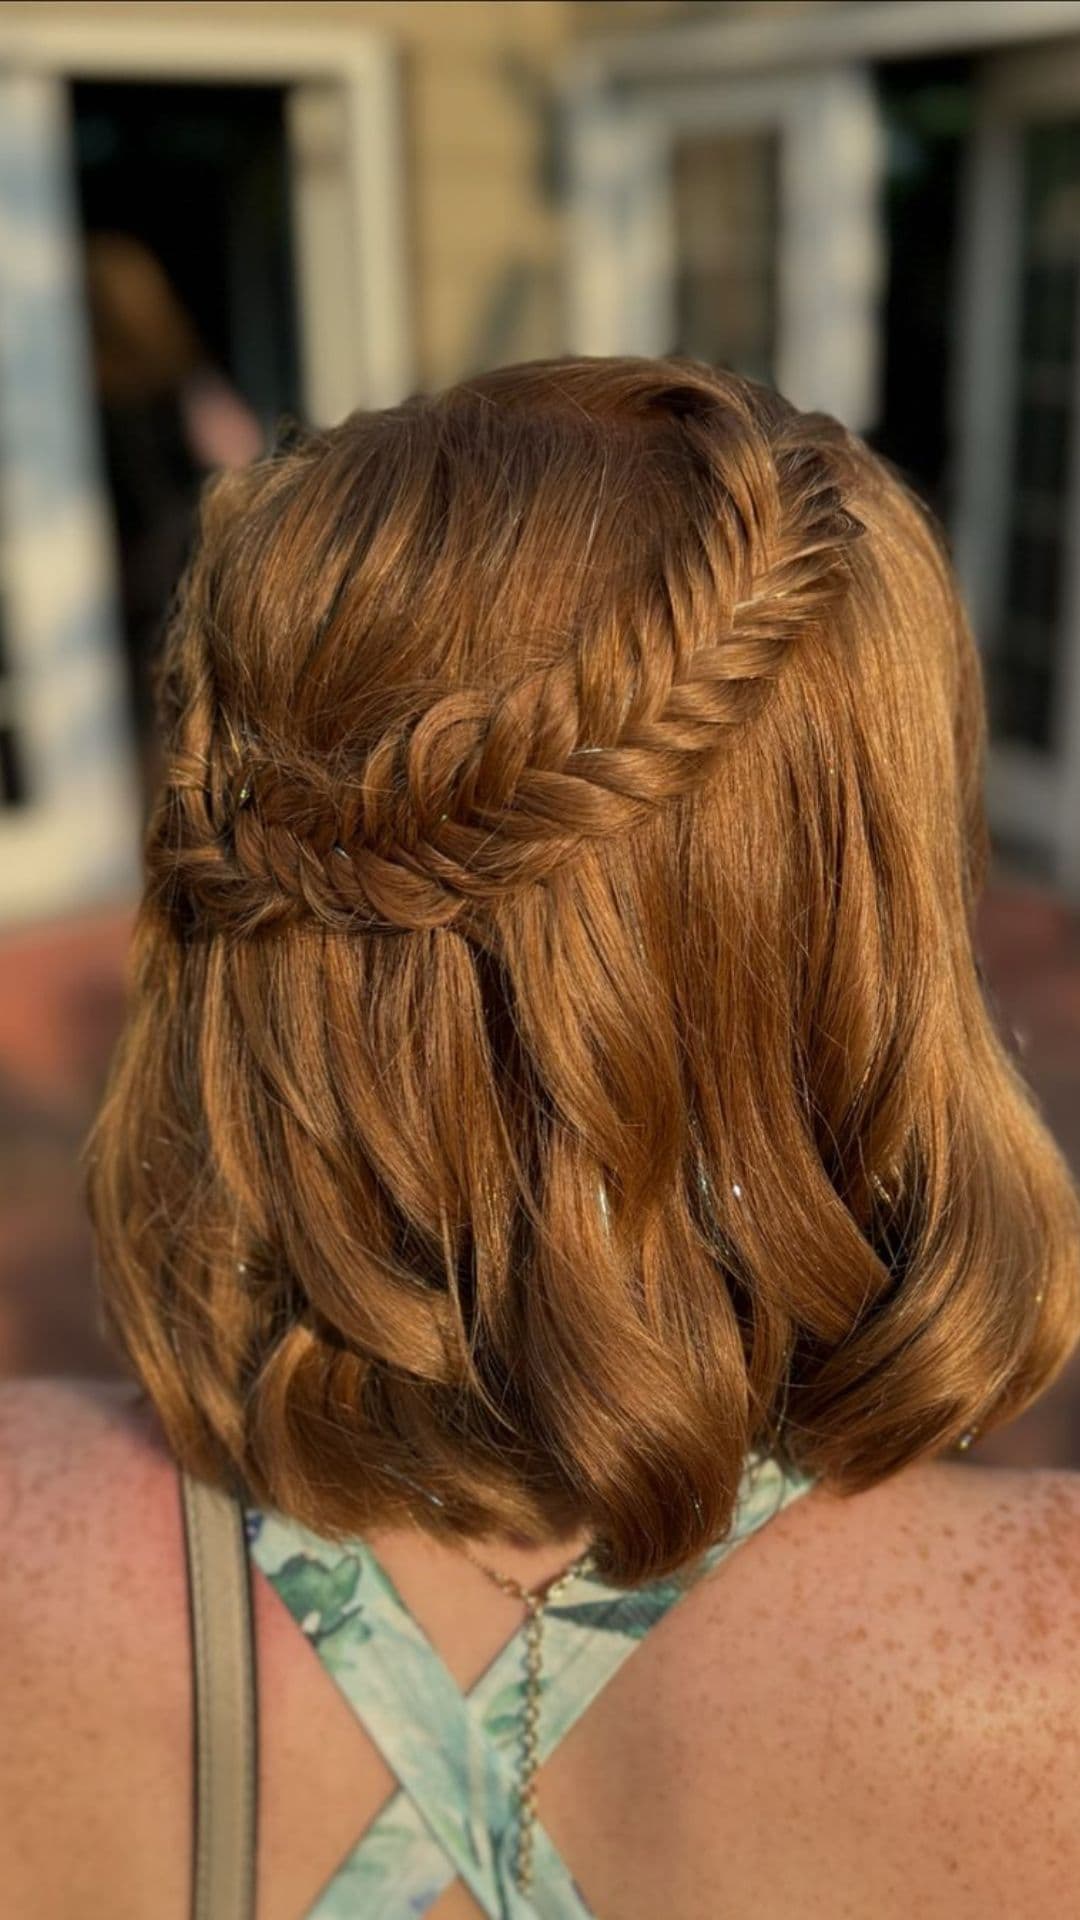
[87,355,1080,1584]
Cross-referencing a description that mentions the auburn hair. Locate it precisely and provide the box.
[87,355,1080,1584]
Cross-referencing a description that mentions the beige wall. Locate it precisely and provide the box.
[573,0,712,29]
[572,0,835,32]
[0,0,575,388]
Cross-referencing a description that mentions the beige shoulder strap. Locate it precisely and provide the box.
[180,1469,258,1920]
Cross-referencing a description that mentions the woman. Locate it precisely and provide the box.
[3,356,1080,1919]
[85,230,264,789]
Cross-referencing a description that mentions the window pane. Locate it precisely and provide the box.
[994,120,1080,751]
[670,132,778,385]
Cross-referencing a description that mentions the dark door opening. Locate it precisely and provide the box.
[869,56,975,522]
[70,80,301,781]
[73,79,299,433]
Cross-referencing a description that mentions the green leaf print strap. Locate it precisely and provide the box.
[249,1509,591,1919]
[246,1454,815,1919]
[473,1452,816,1765]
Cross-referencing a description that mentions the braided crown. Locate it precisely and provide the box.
[152,381,863,937]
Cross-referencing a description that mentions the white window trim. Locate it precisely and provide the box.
[564,63,885,434]
[953,44,1080,892]
[566,0,1080,432]
[577,1,1080,84]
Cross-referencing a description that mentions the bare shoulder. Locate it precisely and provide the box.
[0,1372,180,1575]
[0,1370,186,1655]
[0,1377,189,1919]
[681,1456,1080,1917]
[786,1453,1080,1682]
[767,1448,1080,1614]
[0,1368,166,1458]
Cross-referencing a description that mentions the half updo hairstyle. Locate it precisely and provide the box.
[87,356,1080,1584]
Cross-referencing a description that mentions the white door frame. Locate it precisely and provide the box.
[0,13,411,929]
[0,12,412,422]
[0,71,139,923]
[953,43,1080,892]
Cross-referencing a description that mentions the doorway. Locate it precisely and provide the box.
[73,80,300,436]
[70,81,302,780]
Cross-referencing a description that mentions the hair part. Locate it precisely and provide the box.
[87,355,1080,1585]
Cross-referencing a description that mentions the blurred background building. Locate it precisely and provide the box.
[2,0,1079,1463]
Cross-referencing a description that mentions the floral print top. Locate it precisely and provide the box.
[245,1452,815,1918]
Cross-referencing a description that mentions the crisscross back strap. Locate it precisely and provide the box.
[481,1451,815,1761]
[181,1471,258,1920]
[247,1453,814,1918]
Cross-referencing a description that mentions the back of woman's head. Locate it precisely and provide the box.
[88,355,1080,1584]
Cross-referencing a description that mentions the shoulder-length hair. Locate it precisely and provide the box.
[87,356,1080,1584]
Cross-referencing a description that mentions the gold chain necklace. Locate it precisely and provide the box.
[462,1538,595,1894]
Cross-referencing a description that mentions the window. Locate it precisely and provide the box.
[671,131,779,384]
[993,120,1080,750]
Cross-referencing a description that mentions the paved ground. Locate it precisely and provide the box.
[2,875,1080,1468]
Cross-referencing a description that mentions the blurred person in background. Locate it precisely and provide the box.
[86,231,263,791]
[2,355,1080,1920]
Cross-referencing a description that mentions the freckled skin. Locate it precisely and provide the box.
[1,1380,1080,1919]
